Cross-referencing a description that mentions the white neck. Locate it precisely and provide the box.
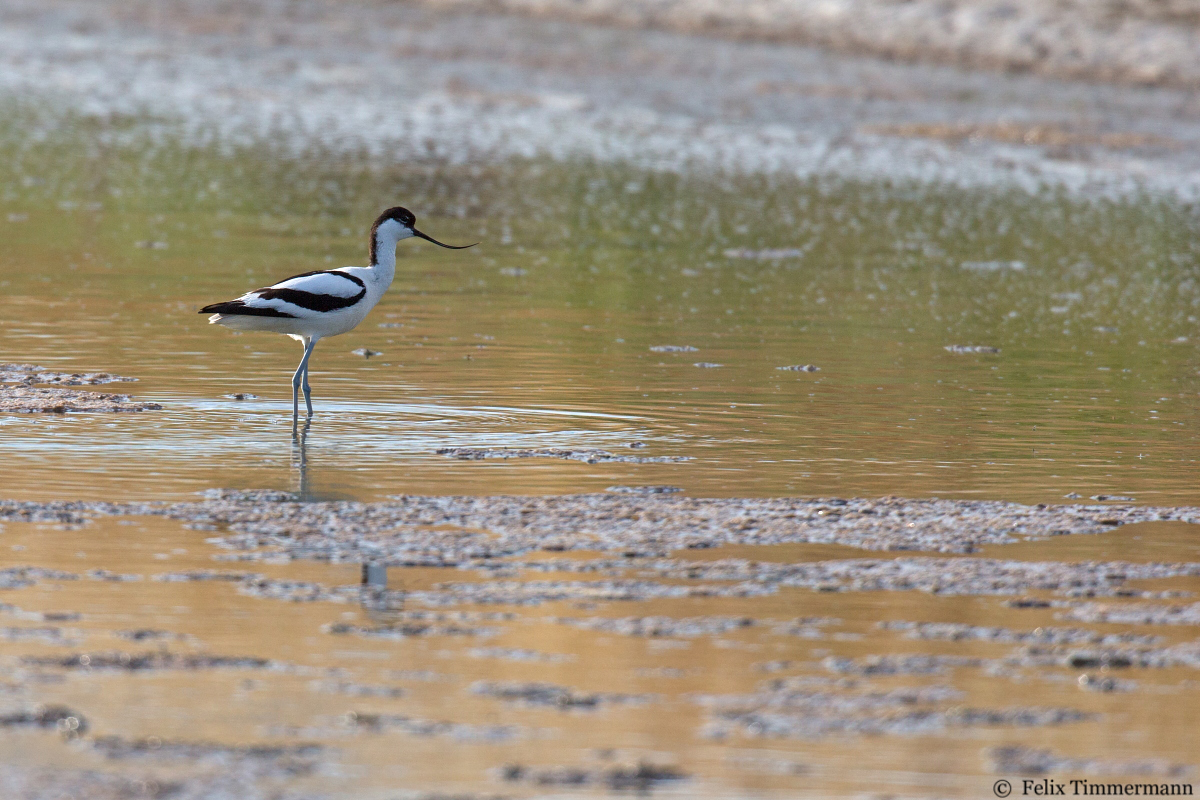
[369,219,413,283]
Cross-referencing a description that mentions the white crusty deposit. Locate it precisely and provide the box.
[5,0,1200,196]
[421,0,1200,89]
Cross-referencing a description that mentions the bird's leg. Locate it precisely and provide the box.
[296,337,317,418]
[302,359,314,417]
[291,337,315,425]
[291,371,301,428]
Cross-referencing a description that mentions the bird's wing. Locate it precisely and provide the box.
[267,269,366,297]
[204,270,367,318]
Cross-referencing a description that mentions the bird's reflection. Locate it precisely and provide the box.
[360,563,403,620]
[291,419,403,617]
[291,417,313,500]
[361,563,388,589]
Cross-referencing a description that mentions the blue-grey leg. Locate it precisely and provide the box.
[301,353,314,417]
[291,336,316,423]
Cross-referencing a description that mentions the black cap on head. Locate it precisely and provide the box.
[373,206,416,231]
[369,207,414,265]
[369,206,476,264]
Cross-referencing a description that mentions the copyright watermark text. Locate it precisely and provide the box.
[994,778,1193,796]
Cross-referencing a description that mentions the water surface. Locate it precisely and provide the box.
[4,90,1200,799]
[4,106,1200,504]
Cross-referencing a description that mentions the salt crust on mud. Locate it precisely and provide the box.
[1,491,1192,556]
[0,386,161,413]
[471,680,653,709]
[989,745,1192,778]
[4,493,1200,605]
[150,558,1200,609]
[342,711,521,742]
[0,364,137,386]
[0,364,159,412]
[1066,601,1200,626]
[697,679,1091,740]
[5,0,1200,196]
[423,0,1200,89]
[500,760,687,789]
[3,495,1199,794]
[0,739,324,800]
[437,446,690,464]
[879,621,1161,646]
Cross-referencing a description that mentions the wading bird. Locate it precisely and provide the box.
[201,207,474,425]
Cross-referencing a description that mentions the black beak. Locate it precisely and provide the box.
[412,228,477,249]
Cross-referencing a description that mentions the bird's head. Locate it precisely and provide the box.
[371,207,476,250]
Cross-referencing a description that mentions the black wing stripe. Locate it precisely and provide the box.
[252,286,366,312]
[199,270,366,317]
[283,269,367,289]
[199,300,297,318]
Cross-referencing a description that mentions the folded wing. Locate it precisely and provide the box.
[200,270,367,319]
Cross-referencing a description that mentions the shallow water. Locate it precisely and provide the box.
[4,100,1200,798]
[3,107,1200,504]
